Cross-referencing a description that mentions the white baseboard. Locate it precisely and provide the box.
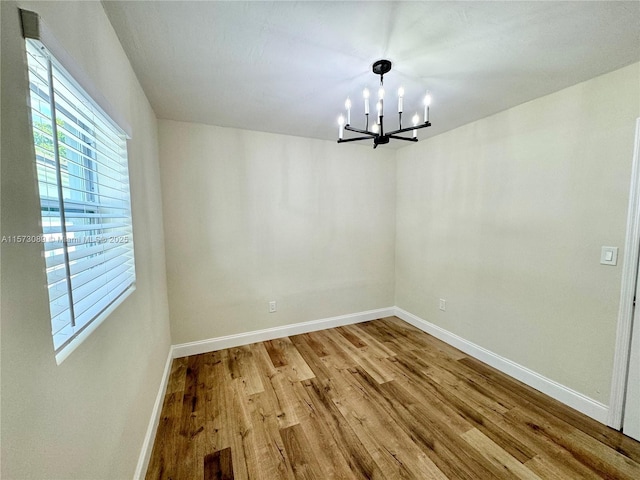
[172,307,395,358]
[134,348,174,480]
[394,307,609,424]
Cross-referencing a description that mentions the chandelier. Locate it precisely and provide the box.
[337,60,432,148]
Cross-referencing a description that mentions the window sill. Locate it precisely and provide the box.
[55,285,136,365]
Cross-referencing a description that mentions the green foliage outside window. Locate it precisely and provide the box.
[33,118,67,158]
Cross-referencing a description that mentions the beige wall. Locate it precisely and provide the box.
[159,121,396,344]
[1,0,637,475]
[1,1,171,478]
[396,63,640,404]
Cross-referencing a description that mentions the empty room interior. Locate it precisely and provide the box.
[2,1,640,479]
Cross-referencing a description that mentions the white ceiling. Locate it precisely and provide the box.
[103,1,640,148]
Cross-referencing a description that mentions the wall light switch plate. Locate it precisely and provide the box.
[600,246,618,266]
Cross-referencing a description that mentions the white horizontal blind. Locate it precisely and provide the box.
[26,40,136,353]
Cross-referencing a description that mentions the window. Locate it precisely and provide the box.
[25,39,136,357]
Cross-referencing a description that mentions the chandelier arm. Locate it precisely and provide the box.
[337,136,377,143]
[385,121,432,137]
[387,135,418,142]
[345,125,376,136]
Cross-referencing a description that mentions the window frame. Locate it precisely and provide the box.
[23,14,136,364]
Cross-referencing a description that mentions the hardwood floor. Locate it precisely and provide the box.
[145,316,640,479]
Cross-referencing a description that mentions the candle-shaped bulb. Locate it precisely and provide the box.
[398,86,404,113]
[371,123,379,134]
[412,113,419,138]
[378,87,385,99]
[423,92,431,123]
[398,87,404,98]
[338,115,345,139]
[345,98,351,125]
[363,88,370,115]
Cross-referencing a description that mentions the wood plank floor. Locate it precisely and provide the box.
[145,316,640,479]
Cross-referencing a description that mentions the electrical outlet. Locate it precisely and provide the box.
[439,299,446,311]
[269,301,277,313]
